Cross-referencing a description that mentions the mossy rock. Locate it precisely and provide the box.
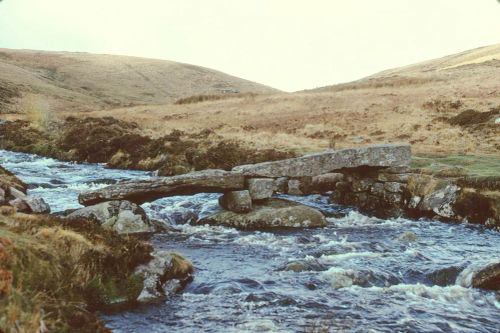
[197,198,327,230]
[454,189,498,224]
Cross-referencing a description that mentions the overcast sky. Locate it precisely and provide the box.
[0,0,499,91]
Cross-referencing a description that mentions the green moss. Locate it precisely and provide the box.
[411,154,500,178]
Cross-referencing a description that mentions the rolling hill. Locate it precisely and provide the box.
[0,48,278,113]
[0,44,499,156]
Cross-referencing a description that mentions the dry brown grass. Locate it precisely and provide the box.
[1,44,499,156]
[73,81,499,155]
[0,212,152,332]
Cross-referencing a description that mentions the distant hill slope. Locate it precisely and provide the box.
[0,44,498,156]
[79,44,499,155]
[0,48,278,113]
[311,44,500,93]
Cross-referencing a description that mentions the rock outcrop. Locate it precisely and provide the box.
[79,169,245,205]
[1,166,50,214]
[0,185,50,214]
[134,251,193,303]
[232,144,411,177]
[456,261,500,291]
[67,200,154,234]
[197,198,327,230]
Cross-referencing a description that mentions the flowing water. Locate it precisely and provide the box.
[1,150,499,333]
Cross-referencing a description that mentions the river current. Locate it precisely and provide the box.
[1,149,499,333]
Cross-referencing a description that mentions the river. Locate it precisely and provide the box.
[1,149,499,333]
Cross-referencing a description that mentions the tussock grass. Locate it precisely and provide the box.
[0,212,152,332]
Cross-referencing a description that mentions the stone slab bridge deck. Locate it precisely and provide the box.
[79,144,411,206]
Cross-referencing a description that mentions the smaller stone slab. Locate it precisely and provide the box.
[247,178,274,200]
[219,190,252,213]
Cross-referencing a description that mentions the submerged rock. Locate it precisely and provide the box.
[135,251,193,303]
[197,198,327,230]
[281,258,326,272]
[398,231,418,242]
[67,200,154,234]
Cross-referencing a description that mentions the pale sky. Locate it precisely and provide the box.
[0,0,499,91]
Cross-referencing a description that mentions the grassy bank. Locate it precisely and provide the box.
[412,154,500,178]
[0,209,152,332]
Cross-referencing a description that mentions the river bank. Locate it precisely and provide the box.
[0,161,193,332]
[0,117,294,176]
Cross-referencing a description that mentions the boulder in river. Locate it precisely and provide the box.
[79,169,245,205]
[219,190,253,213]
[67,200,154,234]
[6,186,50,214]
[197,198,327,230]
[24,197,51,214]
[420,184,461,218]
[281,258,326,272]
[457,261,500,291]
[134,251,194,303]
